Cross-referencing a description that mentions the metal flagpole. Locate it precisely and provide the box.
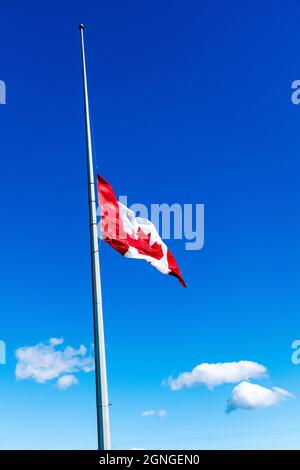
[78,23,111,450]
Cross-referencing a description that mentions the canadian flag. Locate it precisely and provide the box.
[97,175,186,287]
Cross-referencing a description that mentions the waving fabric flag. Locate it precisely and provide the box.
[97,175,186,287]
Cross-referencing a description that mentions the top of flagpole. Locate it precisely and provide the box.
[78,23,84,31]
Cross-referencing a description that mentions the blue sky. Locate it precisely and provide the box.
[1,0,300,449]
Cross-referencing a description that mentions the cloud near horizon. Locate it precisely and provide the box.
[56,374,79,390]
[226,381,294,412]
[166,361,267,390]
[140,409,167,418]
[49,337,64,346]
[15,338,94,389]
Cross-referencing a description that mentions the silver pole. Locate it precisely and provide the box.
[78,23,111,451]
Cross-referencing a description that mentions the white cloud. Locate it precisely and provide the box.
[56,374,79,390]
[50,337,64,346]
[140,409,167,418]
[15,338,94,387]
[166,361,267,390]
[141,410,155,416]
[226,381,294,413]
